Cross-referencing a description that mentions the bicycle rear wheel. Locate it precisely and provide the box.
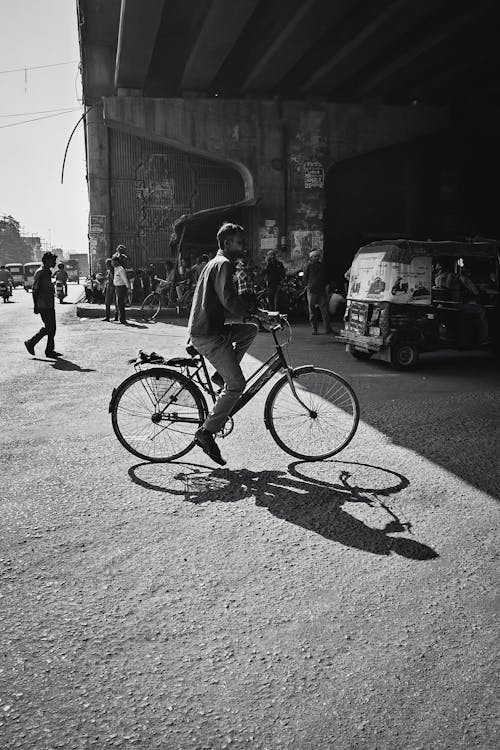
[111,368,206,462]
[141,292,161,321]
[265,366,359,460]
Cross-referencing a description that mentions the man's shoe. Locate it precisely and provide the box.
[45,350,62,358]
[312,329,318,335]
[101,318,110,322]
[24,340,35,356]
[194,429,226,466]
[211,372,225,390]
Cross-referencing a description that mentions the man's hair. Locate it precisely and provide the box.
[217,222,245,250]
[42,251,57,264]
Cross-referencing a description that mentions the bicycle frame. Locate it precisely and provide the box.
[131,322,313,426]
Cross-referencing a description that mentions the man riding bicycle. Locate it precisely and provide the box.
[187,222,258,466]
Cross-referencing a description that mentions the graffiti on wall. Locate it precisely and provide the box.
[136,155,178,233]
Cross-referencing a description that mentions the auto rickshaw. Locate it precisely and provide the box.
[5,263,24,287]
[341,239,499,369]
[23,261,42,291]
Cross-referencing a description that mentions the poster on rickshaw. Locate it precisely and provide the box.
[348,252,432,305]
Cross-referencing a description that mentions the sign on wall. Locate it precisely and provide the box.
[89,215,106,234]
[259,220,279,251]
[303,161,324,189]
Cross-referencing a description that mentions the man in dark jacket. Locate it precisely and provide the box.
[187,223,257,465]
[24,251,61,357]
[303,249,332,335]
[263,251,286,310]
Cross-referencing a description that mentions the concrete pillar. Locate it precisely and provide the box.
[86,104,112,270]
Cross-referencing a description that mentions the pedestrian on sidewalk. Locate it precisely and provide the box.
[102,258,117,322]
[188,222,257,466]
[303,249,332,335]
[24,251,62,358]
[112,255,130,324]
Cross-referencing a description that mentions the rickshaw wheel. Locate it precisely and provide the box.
[390,342,419,370]
[347,344,372,361]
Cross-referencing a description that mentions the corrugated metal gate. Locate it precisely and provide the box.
[109,129,245,267]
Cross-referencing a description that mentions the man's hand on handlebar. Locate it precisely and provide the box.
[255,308,287,326]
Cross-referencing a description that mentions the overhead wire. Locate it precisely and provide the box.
[0,60,78,75]
[0,107,79,117]
[0,109,81,130]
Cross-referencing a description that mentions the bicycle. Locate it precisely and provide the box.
[141,277,194,321]
[109,313,360,463]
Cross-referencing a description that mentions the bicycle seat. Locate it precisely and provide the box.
[186,343,199,357]
[165,357,200,368]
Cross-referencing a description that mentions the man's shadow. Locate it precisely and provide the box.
[128,460,438,560]
[33,357,95,372]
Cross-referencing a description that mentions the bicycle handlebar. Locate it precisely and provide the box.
[255,308,288,327]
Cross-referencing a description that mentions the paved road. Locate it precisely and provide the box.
[1,288,499,750]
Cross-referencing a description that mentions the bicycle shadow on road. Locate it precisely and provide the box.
[128,459,438,560]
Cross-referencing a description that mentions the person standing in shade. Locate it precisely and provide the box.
[112,255,130,324]
[24,251,62,358]
[303,249,332,335]
[263,250,286,311]
[102,258,117,322]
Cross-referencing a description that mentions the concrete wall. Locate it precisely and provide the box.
[100,97,447,269]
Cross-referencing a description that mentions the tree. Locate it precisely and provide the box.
[0,215,32,265]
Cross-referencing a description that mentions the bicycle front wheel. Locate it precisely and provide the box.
[141,292,161,321]
[111,368,206,462]
[265,366,359,460]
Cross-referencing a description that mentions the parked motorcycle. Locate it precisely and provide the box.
[0,280,12,302]
[55,280,66,304]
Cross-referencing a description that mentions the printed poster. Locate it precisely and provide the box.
[348,253,432,305]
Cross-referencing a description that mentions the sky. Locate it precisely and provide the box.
[0,0,88,254]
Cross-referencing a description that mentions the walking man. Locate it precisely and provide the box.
[112,255,130,324]
[102,258,117,322]
[188,222,257,466]
[24,251,61,358]
[303,249,332,335]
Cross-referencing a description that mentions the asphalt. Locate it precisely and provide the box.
[0,286,499,750]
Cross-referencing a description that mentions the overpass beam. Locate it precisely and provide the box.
[300,0,417,94]
[114,0,166,92]
[180,0,260,92]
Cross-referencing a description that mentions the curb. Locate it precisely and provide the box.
[75,303,188,321]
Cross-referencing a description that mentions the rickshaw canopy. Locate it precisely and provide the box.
[348,238,499,306]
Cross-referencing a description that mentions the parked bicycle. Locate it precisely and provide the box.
[109,313,359,463]
[141,276,194,321]
[256,270,308,325]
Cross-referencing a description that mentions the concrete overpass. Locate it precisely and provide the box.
[77,0,499,280]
